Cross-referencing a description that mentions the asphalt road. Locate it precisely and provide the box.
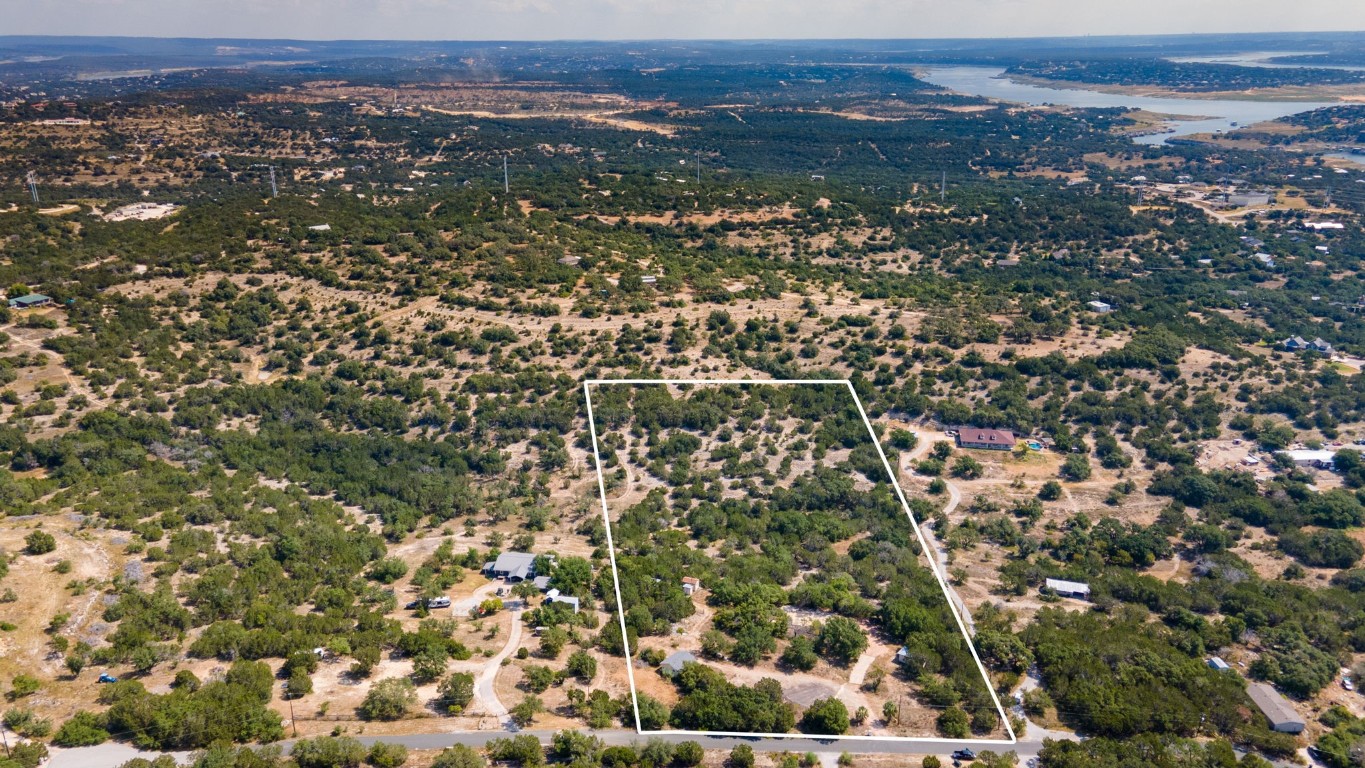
[50,728,1039,768]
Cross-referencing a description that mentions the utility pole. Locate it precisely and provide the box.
[0,718,10,757]
[25,171,38,204]
[695,151,700,184]
[268,166,278,198]
[287,695,298,737]
[503,155,509,194]
[940,171,946,202]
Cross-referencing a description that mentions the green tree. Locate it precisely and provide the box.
[781,636,819,671]
[951,455,983,479]
[359,678,417,721]
[936,706,970,738]
[366,742,409,768]
[437,672,475,714]
[510,695,545,727]
[566,649,597,682]
[800,697,850,735]
[729,744,756,768]
[815,617,868,666]
[1061,454,1092,481]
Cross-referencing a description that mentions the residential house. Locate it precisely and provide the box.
[1087,300,1112,313]
[957,428,1016,451]
[1044,578,1091,600]
[1207,657,1231,672]
[1276,449,1337,469]
[7,294,51,310]
[659,650,697,678]
[681,577,701,596]
[483,551,539,582]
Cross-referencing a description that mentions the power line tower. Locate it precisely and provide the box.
[25,171,39,204]
[268,166,278,198]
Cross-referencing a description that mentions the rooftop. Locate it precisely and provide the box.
[660,650,697,673]
[1246,683,1304,727]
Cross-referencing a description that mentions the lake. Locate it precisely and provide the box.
[916,66,1333,145]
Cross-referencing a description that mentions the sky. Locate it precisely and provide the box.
[2,0,1364,41]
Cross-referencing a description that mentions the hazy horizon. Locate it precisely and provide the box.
[3,0,1365,43]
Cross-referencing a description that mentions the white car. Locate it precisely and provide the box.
[1344,678,1355,692]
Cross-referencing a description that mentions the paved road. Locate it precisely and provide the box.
[49,728,1043,768]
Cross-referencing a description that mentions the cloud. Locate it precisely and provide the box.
[3,0,1364,40]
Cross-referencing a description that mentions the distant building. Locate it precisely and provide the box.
[1208,657,1231,672]
[995,259,1020,267]
[1276,449,1337,469]
[659,650,697,677]
[1087,300,1112,313]
[1281,336,1332,354]
[1246,683,1305,734]
[640,275,658,285]
[1044,578,1091,600]
[957,428,1016,451]
[557,256,581,266]
[681,577,701,596]
[7,294,51,310]
[1227,191,1271,207]
[1304,221,1345,231]
[483,551,539,582]
[307,224,332,232]
[1250,252,1276,268]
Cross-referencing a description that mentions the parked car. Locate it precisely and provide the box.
[98,673,118,683]
[951,749,976,761]
[1344,678,1355,692]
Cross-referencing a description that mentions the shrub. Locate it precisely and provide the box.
[366,742,409,768]
[431,744,487,768]
[52,711,109,747]
[24,530,55,555]
[293,736,367,768]
[673,741,704,766]
[729,744,756,768]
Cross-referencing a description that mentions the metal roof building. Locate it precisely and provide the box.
[659,650,697,677]
[1246,683,1305,734]
[1045,578,1091,599]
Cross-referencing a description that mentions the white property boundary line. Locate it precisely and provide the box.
[582,378,1017,746]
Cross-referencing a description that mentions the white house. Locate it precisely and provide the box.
[1276,449,1337,469]
[1045,578,1091,600]
[1087,300,1112,313]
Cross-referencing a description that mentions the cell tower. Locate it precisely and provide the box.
[503,155,509,194]
[268,166,278,198]
[25,171,39,204]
